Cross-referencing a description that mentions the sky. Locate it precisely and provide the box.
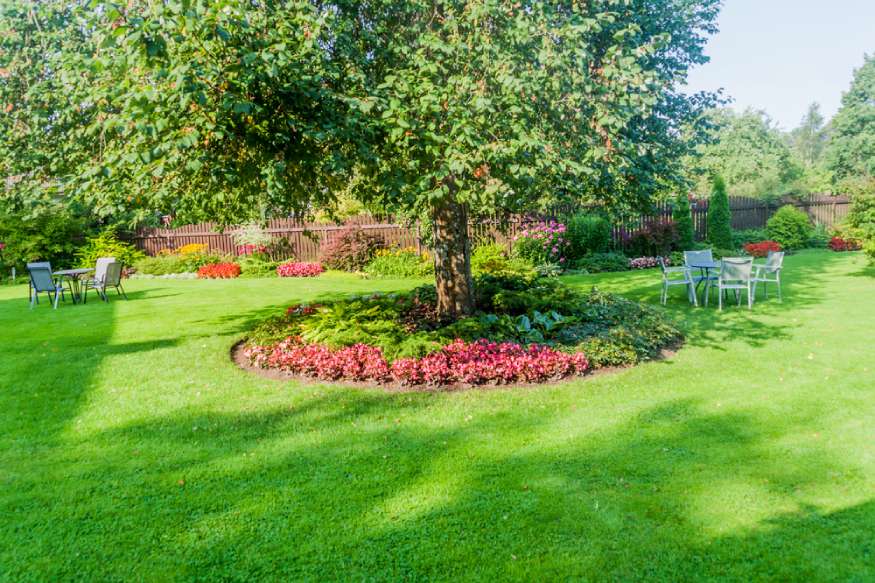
[684,0,875,130]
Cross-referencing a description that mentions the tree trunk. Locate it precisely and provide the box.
[431,197,475,319]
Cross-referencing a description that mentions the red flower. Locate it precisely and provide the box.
[197,262,241,279]
[277,262,324,277]
[828,236,861,252]
[743,241,782,258]
[245,338,589,386]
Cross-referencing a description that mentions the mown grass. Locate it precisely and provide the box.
[1,251,873,581]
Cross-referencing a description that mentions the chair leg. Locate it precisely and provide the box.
[117,282,128,299]
[718,286,723,311]
[53,289,60,309]
[777,273,782,303]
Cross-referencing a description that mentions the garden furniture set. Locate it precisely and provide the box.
[26,258,128,309]
[660,249,784,310]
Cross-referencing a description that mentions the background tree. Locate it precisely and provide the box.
[707,175,732,248]
[786,103,833,193]
[672,192,695,249]
[826,55,875,190]
[685,108,802,199]
[2,0,722,318]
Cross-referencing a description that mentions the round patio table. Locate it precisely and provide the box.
[689,260,720,306]
[53,268,94,304]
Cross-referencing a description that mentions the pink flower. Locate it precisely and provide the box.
[277,262,324,277]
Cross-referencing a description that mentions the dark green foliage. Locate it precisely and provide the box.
[566,215,613,259]
[237,255,281,278]
[673,193,695,250]
[75,231,144,269]
[573,253,630,274]
[826,56,875,184]
[767,206,813,250]
[628,221,679,257]
[319,227,386,272]
[0,204,89,271]
[707,176,733,249]
[134,252,222,275]
[732,228,769,248]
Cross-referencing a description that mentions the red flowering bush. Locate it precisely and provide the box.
[828,236,861,252]
[197,262,241,279]
[319,226,386,271]
[277,262,324,277]
[743,240,782,258]
[244,338,589,386]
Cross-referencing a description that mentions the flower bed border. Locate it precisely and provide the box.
[230,339,682,392]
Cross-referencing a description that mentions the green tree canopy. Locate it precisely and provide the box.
[686,108,802,199]
[1,0,722,317]
[826,54,875,189]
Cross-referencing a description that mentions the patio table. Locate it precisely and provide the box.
[53,268,94,304]
[689,260,720,306]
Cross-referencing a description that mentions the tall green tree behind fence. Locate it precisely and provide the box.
[132,194,850,261]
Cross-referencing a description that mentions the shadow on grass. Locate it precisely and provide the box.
[7,392,869,580]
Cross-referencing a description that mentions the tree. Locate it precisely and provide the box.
[686,108,802,199]
[672,192,695,249]
[707,175,732,248]
[788,103,829,167]
[2,0,722,318]
[826,55,875,187]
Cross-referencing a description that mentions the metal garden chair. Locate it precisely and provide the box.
[752,251,785,302]
[710,257,754,311]
[26,263,67,309]
[84,260,127,302]
[659,257,697,306]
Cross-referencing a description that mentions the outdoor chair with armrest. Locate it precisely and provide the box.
[84,260,127,303]
[712,257,755,311]
[752,251,785,302]
[26,263,67,309]
[659,257,697,306]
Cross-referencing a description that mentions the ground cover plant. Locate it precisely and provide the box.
[242,276,681,386]
[1,250,873,581]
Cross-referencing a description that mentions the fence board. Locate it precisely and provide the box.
[131,194,851,260]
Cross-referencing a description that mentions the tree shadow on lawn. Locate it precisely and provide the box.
[11,392,872,581]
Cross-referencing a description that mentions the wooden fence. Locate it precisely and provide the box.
[131,194,850,260]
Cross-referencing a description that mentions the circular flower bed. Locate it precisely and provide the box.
[239,276,682,389]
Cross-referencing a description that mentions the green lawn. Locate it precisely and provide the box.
[1,251,874,581]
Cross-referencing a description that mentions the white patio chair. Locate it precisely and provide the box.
[712,257,754,311]
[752,251,784,302]
[83,258,127,303]
[659,258,697,306]
[683,249,721,285]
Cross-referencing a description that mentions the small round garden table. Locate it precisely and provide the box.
[689,260,720,306]
[53,268,94,304]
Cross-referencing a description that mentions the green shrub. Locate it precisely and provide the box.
[573,252,629,273]
[846,191,875,262]
[566,214,612,259]
[470,244,536,278]
[237,254,280,278]
[672,193,695,250]
[76,230,144,268]
[732,228,768,248]
[807,223,831,248]
[766,205,812,250]
[707,175,733,249]
[0,205,90,271]
[364,248,432,277]
[134,251,222,275]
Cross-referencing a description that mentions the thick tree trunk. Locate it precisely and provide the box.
[431,198,475,319]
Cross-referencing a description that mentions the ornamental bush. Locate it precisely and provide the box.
[573,252,630,273]
[565,214,612,259]
[707,175,733,249]
[743,241,782,258]
[627,221,679,257]
[766,205,813,250]
[319,226,386,271]
[512,220,568,267]
[197,262,241,279]
[629,256,670,270]
[828,236,862,252]
[672,193,695,250]
[277,262,324,277]
[75,230,144,268]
